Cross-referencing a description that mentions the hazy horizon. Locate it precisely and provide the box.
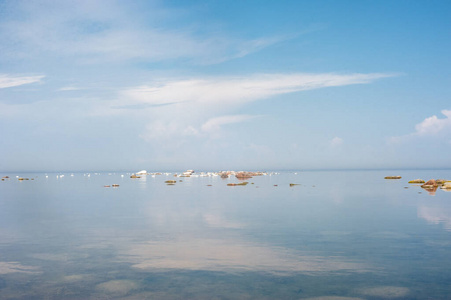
[3,167,451,174]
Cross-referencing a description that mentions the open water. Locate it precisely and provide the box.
[0,170,451,299]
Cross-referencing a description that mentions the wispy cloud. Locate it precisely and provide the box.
[0,74,44,89]
[201,115,257,133]
[57,86,82,91]
[119,72,395,107]
[0,1,285,65]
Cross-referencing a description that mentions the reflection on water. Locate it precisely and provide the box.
[422,185,438,195]
[418,205,451,231]
[120,238,368,274]
[0,261,40,275]
[0,170,451,299]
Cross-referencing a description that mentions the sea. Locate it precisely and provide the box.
[0,170,450,299]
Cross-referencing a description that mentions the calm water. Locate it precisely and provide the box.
[0,170,450,299]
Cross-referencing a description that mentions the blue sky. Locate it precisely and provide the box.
[0,0,450,172]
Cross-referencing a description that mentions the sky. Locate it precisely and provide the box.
[0,0,450,172]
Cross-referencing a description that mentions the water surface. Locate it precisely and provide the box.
[1,170,450,299]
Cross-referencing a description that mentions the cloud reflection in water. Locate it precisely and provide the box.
[119,237,369,275]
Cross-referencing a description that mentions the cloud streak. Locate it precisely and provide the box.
[119,72,395,107]
[0,74,44,89]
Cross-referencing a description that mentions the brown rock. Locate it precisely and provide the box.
[235,172,253,179]
[421,179,438,188]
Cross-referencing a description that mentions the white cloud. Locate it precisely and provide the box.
[121,72,393,143]
[414,109,451,136]
[330,137,344,147]
[0,74,44,89]
[390,109,451,144]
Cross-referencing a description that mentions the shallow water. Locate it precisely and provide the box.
[0,170,451,299]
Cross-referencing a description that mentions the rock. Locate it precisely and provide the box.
[440,182,451,190]
[165,180,177,184]
[227,182,248,186]
[290,183,300,187]
[421,179,439,195]
[421,179,438,188]
[385,176,402,179]
[408,179,425,184]
[104,185,110,187]
[130,174,141,178]
[235,172,253,179]
[112,184,119,187]
[436,179,446,185]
